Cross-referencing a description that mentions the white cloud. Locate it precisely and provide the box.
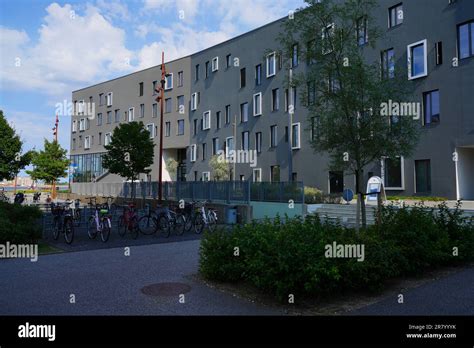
[95,0,131,22]
[142,0,201,19]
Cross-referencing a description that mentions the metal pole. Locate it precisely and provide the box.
[52,114,59,199]
[288,68,294,182]
[233,114,237,181]
[157,52,166,203]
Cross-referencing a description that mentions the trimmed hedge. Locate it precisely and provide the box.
[0,202,43,244]
[199,202,474,301]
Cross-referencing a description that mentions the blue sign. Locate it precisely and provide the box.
[343,188,354,202]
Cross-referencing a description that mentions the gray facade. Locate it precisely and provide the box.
[71,0,474,200]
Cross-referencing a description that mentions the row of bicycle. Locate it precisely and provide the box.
[49,196,218,244]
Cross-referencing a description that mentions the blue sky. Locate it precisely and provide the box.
[0,0,306,174]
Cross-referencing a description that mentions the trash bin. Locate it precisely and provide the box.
[226,207,237,224]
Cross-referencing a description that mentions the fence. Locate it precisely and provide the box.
[71,181,304,204]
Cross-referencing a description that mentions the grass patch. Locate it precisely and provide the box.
[38,242,63,255]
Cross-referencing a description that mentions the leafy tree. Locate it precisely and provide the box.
[209,155,231,181]
[102,122,154,196]
[0,110,33,180]
[279,0,419,227]
[166,158,178,181]
[27,139,69,185]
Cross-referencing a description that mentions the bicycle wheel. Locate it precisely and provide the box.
[158,215,170,238]
[208,211,217,232]
[87,216,98,239]
[184,213,193,232]
[74,209,81,224]
[64,218,74,244]
[138,215,157,235]
[118,215,126,237]
[100,218,111,242]
[194,214,205,234]
[52,216,60,240]
[174,214,186,236]
[130,216,139,240]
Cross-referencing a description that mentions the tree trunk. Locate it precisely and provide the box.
[355,169,367,229]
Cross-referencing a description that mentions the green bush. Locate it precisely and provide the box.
[0,202,43,244]
[304,186,322,204]
[199,203,474,301]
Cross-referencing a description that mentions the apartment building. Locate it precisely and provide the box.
[70,0,474,199]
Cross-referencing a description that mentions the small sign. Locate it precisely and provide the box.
[366,176,385,202]
[342,188,354,203]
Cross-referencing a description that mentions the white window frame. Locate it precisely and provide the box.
[407,39,428,80]
[146,123,155,138]
[78,100,85,115]
[72,120,77,132]
[191,92,198,111]
[128,107,134,122]
[381,156,405,190]
[212,57,219,72]
[84,136,90,149]
[165,122,171,137]
[266,52,276,77]
[202,171,210,182]
[253,168,262,182]
[202,110,211,130]
[79,118,85,131]
[253,92,262,116]
[106,92,113,106]
[225,136,234,160]
[291,122,301,150]
[190,144,197,162]
[105,133,112,146]
[165,73,173,90]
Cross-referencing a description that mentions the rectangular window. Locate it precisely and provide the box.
[382,156,404,189]
[190,144,197,162]
[202,171,210,182]
[128,107,134,122]
[177,95,184,112]
[271,165,280,182]
[212,137,219,155]
[272,88,279,111]
[152,103,157,118]
[216,111,221,129]
[322,23,335,54]
[97,113,102,126]
[253,168,262,182]
[407,40,427,79]
[458,21,474,59]
[106,92,113,106]
[165,98,172,113]
[72,120,77,132]
[79,118,85,131]
[389,3,403,28]
[311,117,320,140]
[203,111,211,130]
[84,136,90,149]
[177,119,185,135]
[255,64,262,86]
[114,109,120,123]
[266,52,276,77]
[98,94,103,106]
[72,138,76,150]
[165,122,171,137]
[193,119,198,135]
[307,81,316,105]
[165,73,173,90]
[191,93,198,111]
[255,132,262,153]
[212,57,219,72]
[253,93,262,116]
[205,61,210,78]
[292,43,299,68]
[98,132,102,145]
[292,123,301,149]
[284,89,289,111]
[202,143,207,161]
[225,137,234,160]
[435,42,443,65]
[139,82,144,96]
[415,160,431,193]
[307,40,316,65]
[381,48,395,79]
[140,104,145,118]
[240,68,246,88]
[146,123,155,138]
[225,105,231,124]
[107,111,112,124]
[241,131,249,151]
[423,90,440,125]
[152,81,157,95]
[357,17,368,46]
[178,71,184,87]
[104,133,111,146]
[270,125,277,148]
[241,102,249,122]
[226,54,231,68]
[195,64,199,81]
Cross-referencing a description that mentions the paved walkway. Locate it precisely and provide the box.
[0,240,283,315]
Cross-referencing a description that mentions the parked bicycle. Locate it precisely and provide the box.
[33,192,41,203]
[118,202,139,239]
[66,198,82,226]
[50,202,74,244]
[102,196,117,216]
[137,204,177,237]
[188,200,217,234]
[87,203,112,242]
[14,192,25,204]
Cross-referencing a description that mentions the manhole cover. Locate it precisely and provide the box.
[141,282,191,297]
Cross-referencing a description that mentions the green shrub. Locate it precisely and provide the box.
[0,202,43,244]
[199,202,474,301]
[304,186,322,204]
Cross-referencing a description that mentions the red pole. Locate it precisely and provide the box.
[157,52,165,203]
[52,114,59,199]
